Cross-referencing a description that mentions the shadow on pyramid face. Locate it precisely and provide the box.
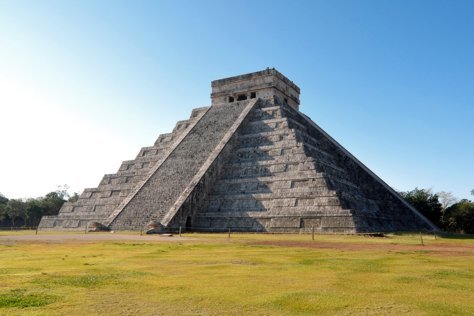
[239,135,275,148]
[190,148,276,231]
[39,70,436,234]
[241,122,278,135]
[234,149,276,164]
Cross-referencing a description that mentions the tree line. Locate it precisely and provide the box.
[399,188,474,234]
[0,187,78,228]
[0,187,472,233]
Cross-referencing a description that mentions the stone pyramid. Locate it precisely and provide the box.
[39,69,436,233]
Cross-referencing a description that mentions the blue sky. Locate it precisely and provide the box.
[0,0,472,200]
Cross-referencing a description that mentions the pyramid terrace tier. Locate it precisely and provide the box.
[39,69,437,233]
[108,99,257,230]
[192,212,358,233]
[37,103,209,230]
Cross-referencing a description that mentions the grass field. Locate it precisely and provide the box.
[0,231,473,315]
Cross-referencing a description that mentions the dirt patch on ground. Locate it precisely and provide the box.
[1,233,472,257]
[251,240,474,256]
[0,233,193,244]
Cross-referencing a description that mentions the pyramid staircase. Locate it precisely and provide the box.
[39,68,436,233]
[38,106,209,230]
[191,98,352,232]
[107,99,257,230]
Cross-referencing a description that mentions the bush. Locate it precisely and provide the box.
[444,200,474,234]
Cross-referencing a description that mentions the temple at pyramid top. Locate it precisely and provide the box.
[39,68,436,233]
[211,68,300,110]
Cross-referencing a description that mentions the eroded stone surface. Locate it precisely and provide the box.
[39,69,435,233]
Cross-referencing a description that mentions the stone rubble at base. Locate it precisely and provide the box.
[39,68,436,233]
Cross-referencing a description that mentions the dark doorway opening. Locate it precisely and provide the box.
[237,94,247,101]
[185,216,192,230]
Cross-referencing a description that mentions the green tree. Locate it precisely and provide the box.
[0,190,68,227]
[41,191,66,216]
[25,198,45,227]
[400,188,443,228]
[5,199,27,227]
[0,204,7,225]
[0,193,8,205]
[0,193,8,226]
[444,200,474,234]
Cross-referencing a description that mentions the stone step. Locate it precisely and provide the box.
[226,151,346,179]
[41,214,102,220]
[115,169,149,178]
[326,176,360,190]
[96,176,137,189]
[238,127,295,141]
[195,207,352,218]
[246,106,283,121]
[220,169,325,182]
[215,173,328,185]
[230,148,342,177]
[294,129,323,148]
[121,156,164,173]
[172,119,191,133]
[286,116,310,133]
[207,190,338,200]
[205,196,342,212]
[109,100,256,229]
[219,160,320,179]
[235,138,301,151]
[88,184,133,194]
[225,156,316,169]
[199,202,344,215]
[78,188,127,201]
[51,105,212,230]
[236,131,296,148]
[118,160,137,172]
[152,133,177,147]
[189,106,210,119]
[212,184,336,195]
[211,184,333,196]
[231,149,309,163]
[313,163,348,180]
[240,118,289,134]
[233,145,306,162]
[73,196,123,206]
[338,193,380,214]
[39,218,104,230]
[136,146,171,159]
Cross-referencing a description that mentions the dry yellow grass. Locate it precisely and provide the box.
[0,231,473,315]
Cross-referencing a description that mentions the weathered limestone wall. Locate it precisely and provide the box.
[188,96,434,233]
[39,68,435,233]
[284,103,435,232]
[109,99,253,230]
[159,99,260,231]
[38,107,208,230]
[191,97,357,233]
[211,68,300,110]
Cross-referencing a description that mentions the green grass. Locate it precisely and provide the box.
[0,232,473,315]
[0,289,57,308]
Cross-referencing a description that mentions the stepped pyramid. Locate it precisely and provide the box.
[39,69,436,233]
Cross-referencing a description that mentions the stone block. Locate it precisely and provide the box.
[41,69,435,233]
